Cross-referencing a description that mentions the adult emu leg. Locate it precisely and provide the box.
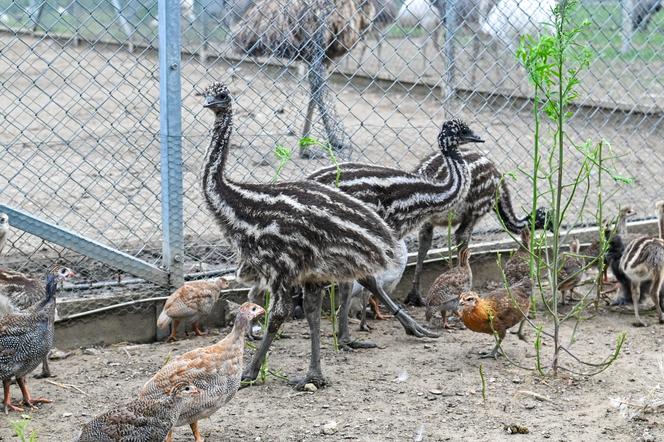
[359,276,438,338]
[337,281,377,349]
[290,283,328,390]
[242,285,294,383]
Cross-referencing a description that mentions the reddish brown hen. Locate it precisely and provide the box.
[458,277,531,359]
[157,278,229,342]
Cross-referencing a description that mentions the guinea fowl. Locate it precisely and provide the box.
[77,383,200,442]
[0,213,8,255]
[408,147,551,306]
[0,267,72,412]
[0,266,75,378]
[157,277,229,342]
[307,119,482,343]
[558,237,585,305]
[458,276,532,359]
[198,82,433,390]
[425,247,472,329]
[619,201,664,326]
[140,302,265,442]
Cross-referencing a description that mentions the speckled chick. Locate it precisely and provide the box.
[504,228,533,285]
[559,238,585,305]
[0,213,8,255]
[141,302,265,442]
[0,266,75,378]
[77,383,200,442]
[157,278,229,342]
[425,247,472,328]
[0,267,72,412]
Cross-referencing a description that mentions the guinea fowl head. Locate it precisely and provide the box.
[620,206,636,219]
[214,277,230,290]
[201,82,232,114]
[437,119,484,152]
[0,213,8,228]
[169,383,200,400]
[238,302,265,322]
[51,266,76,282]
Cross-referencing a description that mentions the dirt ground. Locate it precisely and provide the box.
[1,299,662,441]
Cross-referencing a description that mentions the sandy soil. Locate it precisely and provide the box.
[1,299,662,441]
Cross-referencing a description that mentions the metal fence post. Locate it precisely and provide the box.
[443,0,457,101]
[158,0,185,288]
[621,0,634,54]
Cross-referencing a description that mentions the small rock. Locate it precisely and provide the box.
[322,421,337,435]
[49,348,73,360]
[62,412,72,418]
[512,377,523,384]
[303,383,318,392]
[83,348,101,356]
[429,389,443,395]
[524,402,536,410]
[423,344,432,349]
[504,424,529,434]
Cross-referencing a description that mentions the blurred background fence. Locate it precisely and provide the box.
[0,0,662,315]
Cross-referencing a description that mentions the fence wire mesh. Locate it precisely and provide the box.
[0,0,662,321]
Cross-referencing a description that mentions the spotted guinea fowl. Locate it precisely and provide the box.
[140,302,265,441]
[157,277,229,342]
[457,276,532,359]
[558,237,585,305]
[77,383,200,442]
[0,266,75,378]
[0,213,8,256]
[0,267,72,412]
[425,247,472,329]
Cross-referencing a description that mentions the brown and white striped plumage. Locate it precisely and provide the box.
[78,384,200,442]
[425,247,473,328]
[620,202,664,326]
[157,278,229,340]
[307,119,480,239]
[503,228,533,286]
[558,238,584,305]
[140,303,264,440]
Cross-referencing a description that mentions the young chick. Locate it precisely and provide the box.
[458,277,532,359]
[425,247,472,329]
[157,277,229,342]
[140,302,265,442]
[77,383,200,442]
[504,228,533,285]
[587,207,636,282]
[558,237,585,305]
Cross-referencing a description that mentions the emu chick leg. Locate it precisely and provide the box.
[338,282,376,348]
[406,223,434,306]
[291,284,327,389]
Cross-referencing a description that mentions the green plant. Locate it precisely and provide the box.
[11,415,38,442]
[490,0,630,376]
[479,364,487,403]
[299,137,341,186]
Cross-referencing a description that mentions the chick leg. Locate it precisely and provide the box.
[16,378,51,409]
[631,281,646,327]
[190,421,204,442]
[359,289,371,332]
[167,319,180,342]
[338,282,376,349]
[192,321,207,337]
[368,295,389,320]
[34,357,52,379]
[165,431,173,442]
[516,319,527,341]
[405,223,434,306]
[3,380,24,413]
[479,338,503,359]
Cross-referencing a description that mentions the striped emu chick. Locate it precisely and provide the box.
[586,207,636,283]
[0,213,8,255]
[77,384,200,442]
[0,267,73,412]
[425,247,473,329]
[406,145,551,305]
[307,119,478,345]
[0,266,75,378]
[140,303,265,442]
[198,82,431,389]
[558,238,585,305]
[619,201,664,326]
[458,277,532,359]
[157,277,229,342]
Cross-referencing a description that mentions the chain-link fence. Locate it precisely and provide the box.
[0,0,662,319]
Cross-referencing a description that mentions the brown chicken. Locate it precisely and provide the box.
[559,237,585,305]
[503,228,534,285]
[141,302,265,442]
[425,247,472,329]
[157,277,229,342]
[458,277,532,359]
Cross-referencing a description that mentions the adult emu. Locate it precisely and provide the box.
[232,0,375,158]
[199,82,433,389]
